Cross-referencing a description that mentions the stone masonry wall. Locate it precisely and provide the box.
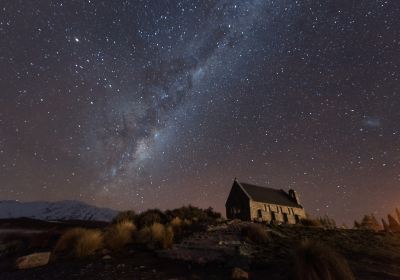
[249,200,306,224]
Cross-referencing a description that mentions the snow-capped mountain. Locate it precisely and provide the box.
[0,200,118,222]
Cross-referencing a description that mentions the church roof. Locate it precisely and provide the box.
[236,181,302,208]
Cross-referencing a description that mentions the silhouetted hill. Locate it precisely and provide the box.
[0,200,117,222]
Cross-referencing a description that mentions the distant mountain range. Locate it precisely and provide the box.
[0,200,118,222]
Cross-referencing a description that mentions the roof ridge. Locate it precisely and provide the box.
[235,181,253,200]
[239,181,280,191]
[237,180,302,208]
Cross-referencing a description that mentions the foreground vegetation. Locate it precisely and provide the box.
[3,207,400,279]
[51,205,222,259]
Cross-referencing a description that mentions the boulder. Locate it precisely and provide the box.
[16,252,51,269]
[232,267,249,280]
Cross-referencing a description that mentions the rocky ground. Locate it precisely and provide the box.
[164,221,400,279]
[2,219,400,279]
[1,250,230,280]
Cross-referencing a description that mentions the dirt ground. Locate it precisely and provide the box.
[3,218,400,280]
[1,250,233,280]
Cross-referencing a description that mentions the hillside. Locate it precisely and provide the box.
[2,219,400,279]
[0,200,117,222]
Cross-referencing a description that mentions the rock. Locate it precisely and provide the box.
[0,241,24,258]
[117,263,125,269]
[102,255,112,260]
[16,252,51,269]
[196,256,206,264]
[231,267,249,280]
[101,248,111,255]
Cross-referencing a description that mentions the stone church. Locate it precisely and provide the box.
[225,179,306,224]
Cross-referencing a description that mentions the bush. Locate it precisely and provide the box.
[318,215,337,229]
[137,222,174,249]
[136,209,168,228]
[168,216,202,242]
[293,239,355,280]
[300,218,322,227]
[104,221,136,251]
[74,229,103,258]
[165,205,221,224]
[112,210,136,224]
[354,214,381,231]
[170,216,183,228]
[205,207,222,220]
[150,223,165,244]
[52,228,103,259]
[241,223,270,244]
[0,240,25,259]
[163,225,174,249]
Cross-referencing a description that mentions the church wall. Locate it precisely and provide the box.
[249,200,306,224]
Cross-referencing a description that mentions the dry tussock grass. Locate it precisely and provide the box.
[75,229,103,257]
[104,221,136,251]
[241,223,270,244]
[52,228,103,259]
[170,217,183,227]
[163,225,174,249]
[293,239,355,280]
[137,222,174,249]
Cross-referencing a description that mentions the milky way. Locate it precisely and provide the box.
[1,0,400,225]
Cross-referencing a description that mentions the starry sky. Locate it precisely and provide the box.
[1,0,400,225]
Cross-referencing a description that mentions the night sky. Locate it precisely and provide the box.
[1,0,400,225]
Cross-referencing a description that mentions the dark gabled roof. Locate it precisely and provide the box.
[237,181,302,208]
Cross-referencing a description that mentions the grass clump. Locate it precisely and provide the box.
[52,228,103,259]
[300,218,322,227]
[104,220,136,251]
[293,239,355,280]
[137,222,174,249]
[165,205,221,224]
[112,210,136,224]
[170,216,183,227]
[136,209,168,228]
[241,223,269,244]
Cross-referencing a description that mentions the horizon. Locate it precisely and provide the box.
[4,186,400,227]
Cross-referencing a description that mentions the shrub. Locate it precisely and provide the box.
[112,210,136,224]
[52,228,85,259]
[137,225,151,244]
[241,223,269,244]
[318,215,337,229]
[293,239,355,280]
[170,216,183,228]
[300,218,322,227]
[73,229,103,258]
[104,221,136,251]
[163,225,174,249]
[136,209,168,228]
[204,207,222,220]
[169,216,201,242]
[387,214,400,232]
[52,228,103,259]
[137,222,174,249]
[165,205,220,224]
[150,223,165,244]
[354,214,381,231]
[0,240,25,259]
